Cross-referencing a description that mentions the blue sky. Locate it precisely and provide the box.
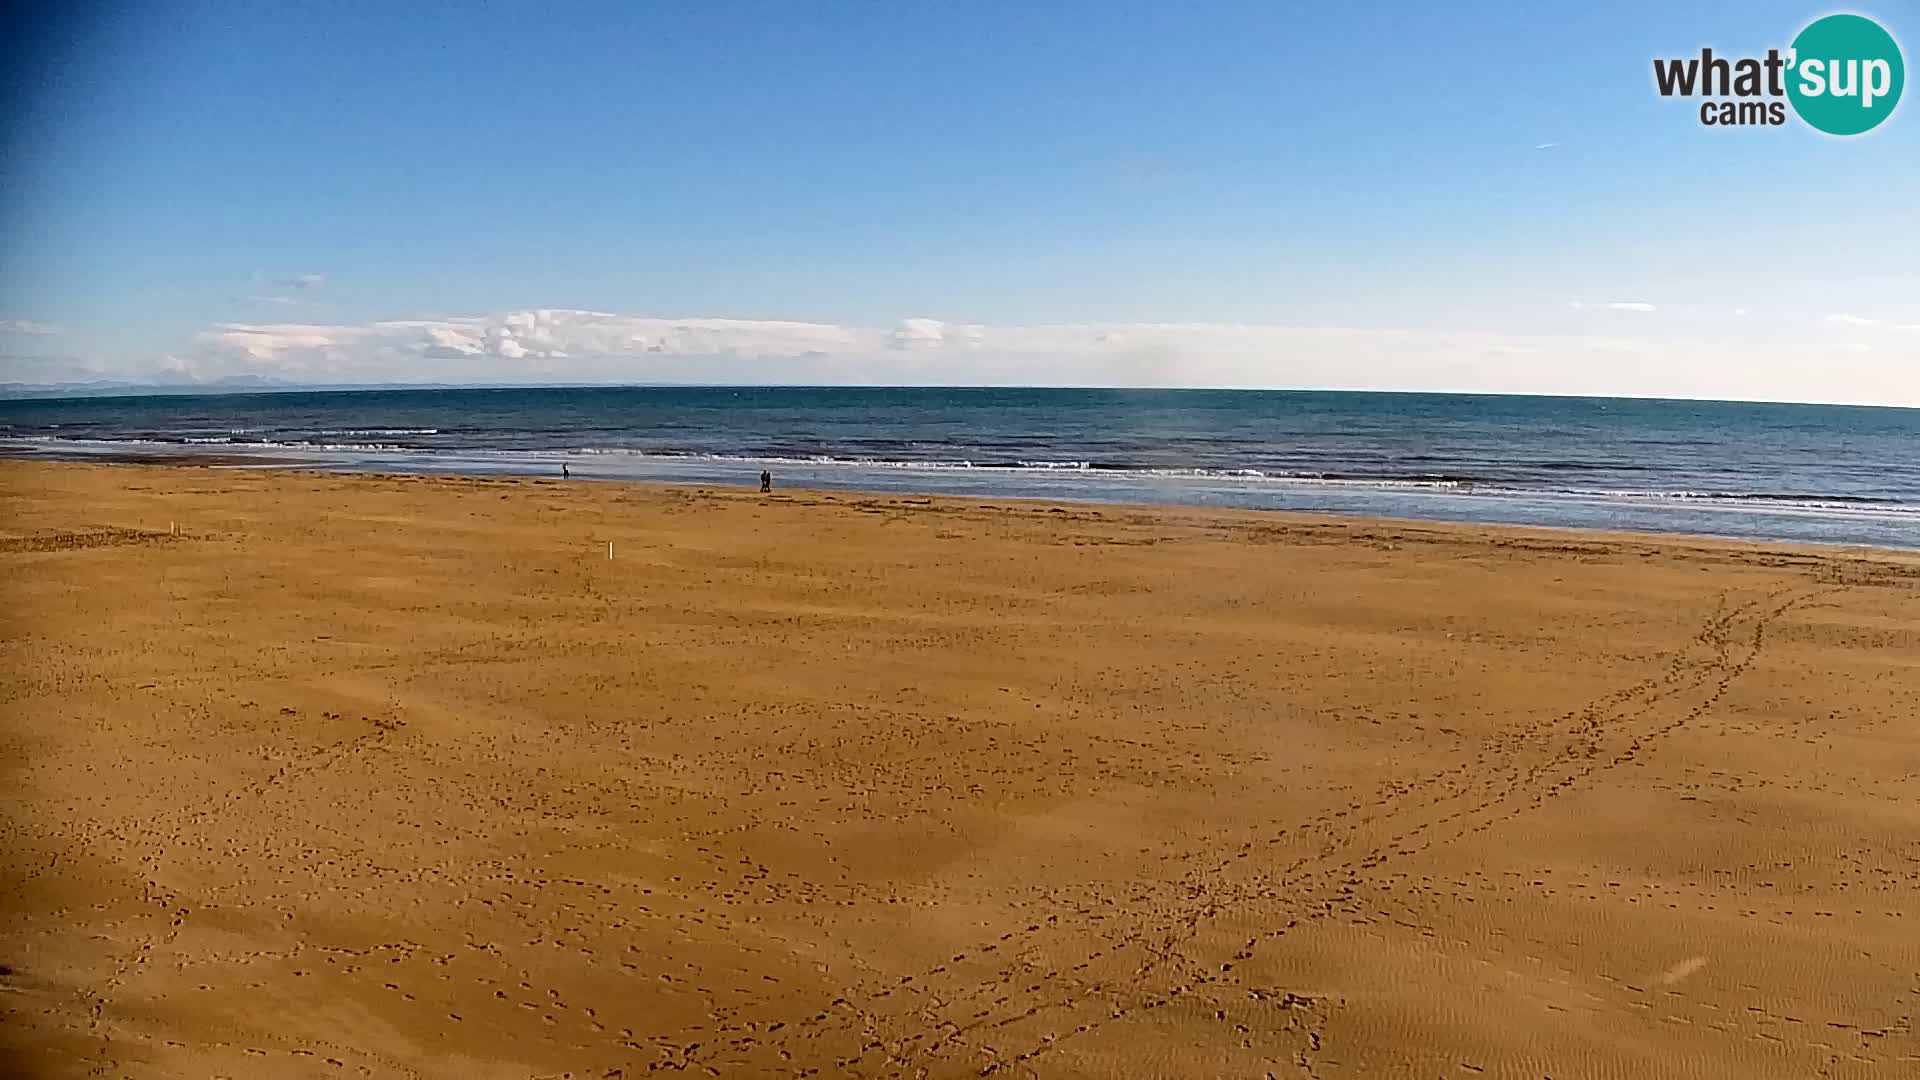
[1,1,1916,403]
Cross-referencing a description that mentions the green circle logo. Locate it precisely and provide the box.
[1787,14,1905,135]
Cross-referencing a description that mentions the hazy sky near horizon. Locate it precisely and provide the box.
[1,2,1916,404]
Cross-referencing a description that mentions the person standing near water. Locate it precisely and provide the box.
[562,463,570,479]
[760,470,771,493]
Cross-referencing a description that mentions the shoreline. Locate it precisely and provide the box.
[7,383,1915,550]
[7,452,1920,557]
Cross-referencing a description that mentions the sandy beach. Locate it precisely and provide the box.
[2,459,1917,1079]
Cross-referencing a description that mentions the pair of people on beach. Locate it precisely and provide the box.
[559,461,768,491]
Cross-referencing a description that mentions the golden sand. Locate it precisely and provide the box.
[3,460,1917,1078]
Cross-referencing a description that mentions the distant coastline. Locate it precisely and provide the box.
[0,379,705,401]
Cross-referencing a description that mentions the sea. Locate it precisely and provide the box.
[3,387,1916,549]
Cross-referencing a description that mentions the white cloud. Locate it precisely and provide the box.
[1568,300,1656,313]
[1533,141,1561,150]
[1828,313,1920,332]
[282,273,325,290]
[65,305,1894,407]
[0,319,63,335]
[886,317,949,350]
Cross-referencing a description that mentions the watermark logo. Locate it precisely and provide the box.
[1653,12,1904,135]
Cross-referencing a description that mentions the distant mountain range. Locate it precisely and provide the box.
[0,377,663,400]
[0,375,302,400]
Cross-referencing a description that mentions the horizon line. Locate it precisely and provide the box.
[2,381,1916,412]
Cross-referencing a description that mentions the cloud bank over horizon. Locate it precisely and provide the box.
[4,307,1916,407]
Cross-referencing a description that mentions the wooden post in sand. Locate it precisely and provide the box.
[608,540,614,560]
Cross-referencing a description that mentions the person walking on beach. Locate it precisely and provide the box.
[760,470,772,493]
[562,462,570,479]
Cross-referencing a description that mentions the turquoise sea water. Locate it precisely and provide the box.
[4,387,1916,548]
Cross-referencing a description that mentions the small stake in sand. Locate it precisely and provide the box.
[170,521,177,536]
[608,540,614,560]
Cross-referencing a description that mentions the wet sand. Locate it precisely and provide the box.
[3,459,1917,1078]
